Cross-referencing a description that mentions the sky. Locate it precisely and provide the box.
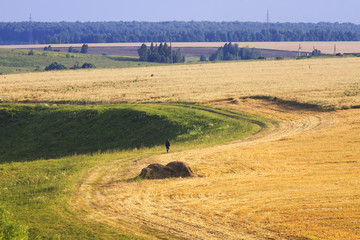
[1,0,360,24]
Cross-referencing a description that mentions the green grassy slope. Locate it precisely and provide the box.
[0,48,156,75]
[0,104,259,163]
[0,104,182,163]
[0,103,268,239]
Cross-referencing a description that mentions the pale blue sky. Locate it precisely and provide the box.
[1,0,360,23]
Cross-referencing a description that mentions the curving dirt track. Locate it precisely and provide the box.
[72,99,360,240]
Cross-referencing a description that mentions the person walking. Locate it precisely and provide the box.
[165,138,170,153]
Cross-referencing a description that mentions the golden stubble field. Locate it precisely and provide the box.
[2,57,360,239]
[73,99,360,240]
[1,57,360,109]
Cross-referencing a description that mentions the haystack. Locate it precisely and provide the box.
[139,161,196,179]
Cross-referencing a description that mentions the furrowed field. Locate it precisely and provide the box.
[0,56,359,239]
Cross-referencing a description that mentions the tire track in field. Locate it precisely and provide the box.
[71,99,338,240]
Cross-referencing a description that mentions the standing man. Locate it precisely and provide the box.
[165,138,170,153]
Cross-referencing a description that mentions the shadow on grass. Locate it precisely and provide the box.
[0,105,182,163]
[106,56,139,62]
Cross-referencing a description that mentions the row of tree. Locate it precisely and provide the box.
[138,42,263,63]
[43,44,88,53]
[208,43,262,61]
[138,43,185,63]
[68,44,88,53]
[1,21,360,44]
[44,62,95,71]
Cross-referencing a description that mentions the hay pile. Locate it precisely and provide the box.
[139,161,196,179]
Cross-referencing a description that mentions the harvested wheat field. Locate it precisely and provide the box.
[2,57,360,239]
[1,57,360,109]
[67,57,360,239]
[72,99,360,240]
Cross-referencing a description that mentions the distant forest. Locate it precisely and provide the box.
[1,21,360,44]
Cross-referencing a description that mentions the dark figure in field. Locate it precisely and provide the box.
[165,138,170,153]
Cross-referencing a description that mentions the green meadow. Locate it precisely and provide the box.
[0,48,156,75]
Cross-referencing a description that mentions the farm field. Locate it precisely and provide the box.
[74,99,360,239]
[2,57,360,109]
[0,45,299,59]
[0,56,360,239]
[2,41,360,54]
[0,48,157,75]
[0,103,261,239]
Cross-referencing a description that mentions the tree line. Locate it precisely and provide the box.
[138,43,185,63]
[208,43,262,61]
[1,21,360,44]
[137,42,262,63]
[44,62,95,71]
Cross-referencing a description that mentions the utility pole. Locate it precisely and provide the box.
[334,44,337,55]
[29,13,33,45]
[266,10,270,41]
[169,32,173,63]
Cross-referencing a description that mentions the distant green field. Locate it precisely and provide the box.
[0,48,157,75]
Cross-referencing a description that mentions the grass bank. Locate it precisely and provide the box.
[0,103,261,163]
[0,103,268,239]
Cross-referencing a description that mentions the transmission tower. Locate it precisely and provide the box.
[266,10,270,41]
[169,32,173,63]
[28,13,33,45]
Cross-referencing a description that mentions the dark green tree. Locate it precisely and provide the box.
[43,45,52,51]
[138,42,185,63]
[172,48,185,63]
[138,43,148,61]
[2,21,360,44]
[81,63,96,68]
[311,48,321,56]
[209,48,224,61]
[80,44,88,54]
[200,55,207,62]
[147,43,160,62]
[45,62,67,71]
[209,43,262,61]
[28,49,34,55]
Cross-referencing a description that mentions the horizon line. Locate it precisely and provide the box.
[0,20,359,25]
